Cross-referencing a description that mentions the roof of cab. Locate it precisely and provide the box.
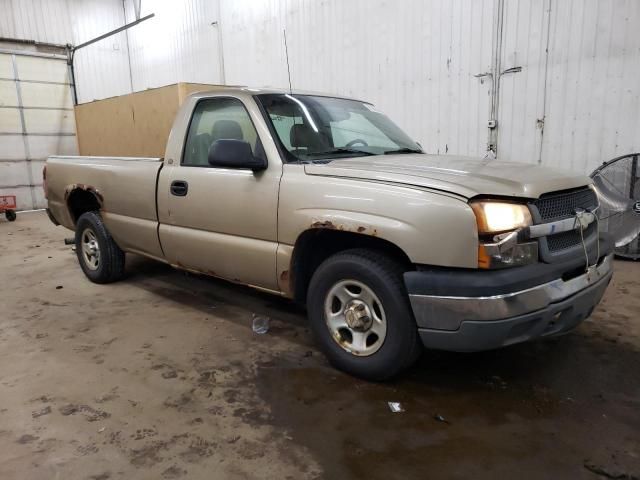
[186,86,368,103]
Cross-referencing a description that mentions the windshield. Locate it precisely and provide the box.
[256,94,422,161]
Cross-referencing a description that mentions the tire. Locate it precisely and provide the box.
[75,211,125,284]
[307,249,422,381]
[5,210,16,222]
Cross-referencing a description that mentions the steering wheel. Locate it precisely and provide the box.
[345,138,369,148]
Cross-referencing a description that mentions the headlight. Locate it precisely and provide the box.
[470,200,536,269]
[470,201,532,234]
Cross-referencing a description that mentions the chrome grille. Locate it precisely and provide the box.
[531,187,599,257]
[547,222,597,252]
[533,187,598,222]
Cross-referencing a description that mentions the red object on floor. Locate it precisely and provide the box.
[0,195,16,212]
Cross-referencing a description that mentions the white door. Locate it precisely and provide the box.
[0,51,77,210]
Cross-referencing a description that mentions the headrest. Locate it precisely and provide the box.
[290,123,318,148]
[211,120,244,141]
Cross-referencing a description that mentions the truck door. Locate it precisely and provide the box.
[157,95,282,291]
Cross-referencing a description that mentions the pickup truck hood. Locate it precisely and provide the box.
[304,154,591,199]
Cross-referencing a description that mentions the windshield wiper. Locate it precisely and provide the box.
[304,148,377,157]
[383,148,423,155]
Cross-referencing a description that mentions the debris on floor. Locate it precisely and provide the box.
[433,414,451,425]
[31,406,51,418]
[388,402,404,413]
[583,460,638,480]
[252,314,270,334]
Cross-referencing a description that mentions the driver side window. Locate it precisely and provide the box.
[182,97,261,167]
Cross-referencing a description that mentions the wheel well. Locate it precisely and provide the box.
[66,188,102,224]
[290,229,413,303]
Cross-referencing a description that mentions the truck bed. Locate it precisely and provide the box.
[46,156,165,260]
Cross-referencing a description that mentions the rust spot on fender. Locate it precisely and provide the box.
[311,220,336,229]
[311,220,379,236]
[280,270,289,283]
[278,269,294,298]
[173,262,218,279]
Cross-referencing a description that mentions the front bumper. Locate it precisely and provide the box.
[405,253,613,352]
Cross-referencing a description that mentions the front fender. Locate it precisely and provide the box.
[278,166,479,269]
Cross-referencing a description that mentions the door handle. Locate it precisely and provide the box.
[170,180,188,196]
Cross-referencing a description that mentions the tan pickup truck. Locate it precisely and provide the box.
[45,87,613,380]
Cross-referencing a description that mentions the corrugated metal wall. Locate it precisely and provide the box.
[1,0,639,177]
[0,0,73,44]
[0,0,131,103]
[497,0,640,174]
[124,0,223,93]
[222,0,495,158]
[71,0,132,102]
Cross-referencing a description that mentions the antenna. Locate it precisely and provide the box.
[283,29,292,94]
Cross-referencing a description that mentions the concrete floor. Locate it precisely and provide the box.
[1,211,639,480]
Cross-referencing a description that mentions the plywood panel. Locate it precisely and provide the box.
[20,82,73,108]
[177,83,222,103]
[15,56,69,83]
[24,109,75,134]
[75,82,217,157]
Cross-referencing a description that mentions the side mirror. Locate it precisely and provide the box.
[207,139,267,171]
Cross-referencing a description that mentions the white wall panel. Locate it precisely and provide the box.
[28,159,46,186]
[494,0,640,174]
[540,0,640,174]
[221,0,494,156]
[19,82,73,108]
[124,0,223,92]
[0,161,30,186]
[27,135,78,159]
[0,54,13,77]
[0,81,19,106]
[0,0,73,45]
[24,109,75,134]
[0,135,26,159]
[1,0,639,177]
[14,55,69,82]
[497,0,549,165]
[70,0,132,103]
[0,106,21,132]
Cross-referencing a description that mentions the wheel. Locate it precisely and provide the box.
[75,211,125,284]
[307,249,422,380]
[5,209,16,222]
